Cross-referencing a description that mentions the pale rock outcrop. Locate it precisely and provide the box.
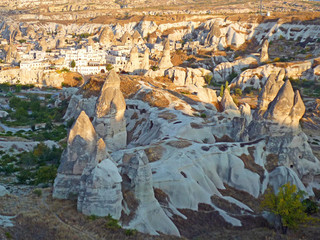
[0,69,64,88]
[93,70,127,151]
[5,44,17,64]
[256,71,285,116]
[158,40,173,70]
[99,26,114,46]
[239,103,252,125]
[121,151,180,236]
[63,95,97,120]
[283,90,306,127]
[0,111,8,118]
[56,37,66,49]
[0,185,9,197]
[39,38,48,52]
[77,158,123,218]
[166,67,210,87]
[196,87,217,104]
[221,89,238,112]
[264,80,305,127]
[213,55,258,83]
[269,166,308,194]
[205,21,222,47]
[121,31,133,45]
[232,64,283,90]
[260,39,269,63]
[53,111,98,199]
[132,30,143,44]
[124,46,140,74]
[140,47,150,74]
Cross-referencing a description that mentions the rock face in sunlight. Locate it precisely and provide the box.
[124,45,140,74]
[221,88,238,112]
[51,39,320,237]
[93,70,127,151]
[264,80,305,127]
[53,111,98,199]
[158,40,173,69]
[260,39,269,63]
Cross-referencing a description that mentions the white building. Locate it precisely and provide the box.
[20,60,50,70]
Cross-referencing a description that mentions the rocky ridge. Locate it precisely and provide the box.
[53,70,320,236]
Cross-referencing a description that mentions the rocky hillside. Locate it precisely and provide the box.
[49,69,320,237]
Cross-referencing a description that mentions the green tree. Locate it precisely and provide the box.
[106,64,114,71]
[70,60,76,68]
[220,84,224,97]
[225,81,230,92]
[261,183,314,234]
[204,74,213,85]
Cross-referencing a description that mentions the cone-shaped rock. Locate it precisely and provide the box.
[221,88,238,111]
[140,47,150,73]
[284,90,305,127]
[124,45,140,73]
[260,39,269,63]
[121,151,180,235]
[53,111,98,199]
[257,72,284,115]
[158,40,173,69]
[264,80,295,124]
[121,31,132,45]
[77,158,123,218]
[99,26,114,45]
[94,70,127,151]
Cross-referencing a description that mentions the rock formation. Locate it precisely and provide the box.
[5,44,17,64]
[121,151,180,235]
[121,31,132,45]
[132,30,143,44]
[140,47,150,74]
[39,37,48,52]
[264,80,305,127]
[205,21,221,46]
[124,45,140,74]
[196,87,217,104]
[256,71,285,117]
[53,111,98,199]
[158,40,173,69]
[260,39,269,63]
[93,70,127,151]
[77,157,123,218]
[221,88,238,112]
[99,26,114,46]
[166,67,210,87]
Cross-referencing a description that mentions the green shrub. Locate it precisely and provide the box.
[17,169,34,184]
[5,232,12,239]
[220,85,224,97]
[106,64,114,71]
[228,71,238,82]
[70,60,76,68]
[124,229,137,236]
[106,214,121,230]
[261,183,315,234]
[88,215,99,220]
[235,88,242,96]
[150,65,159,71]
[35,165,57,184]
[200,113,207,118]
[33,189,42,197]
[204,74,213,85]
[302,199,319,215]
